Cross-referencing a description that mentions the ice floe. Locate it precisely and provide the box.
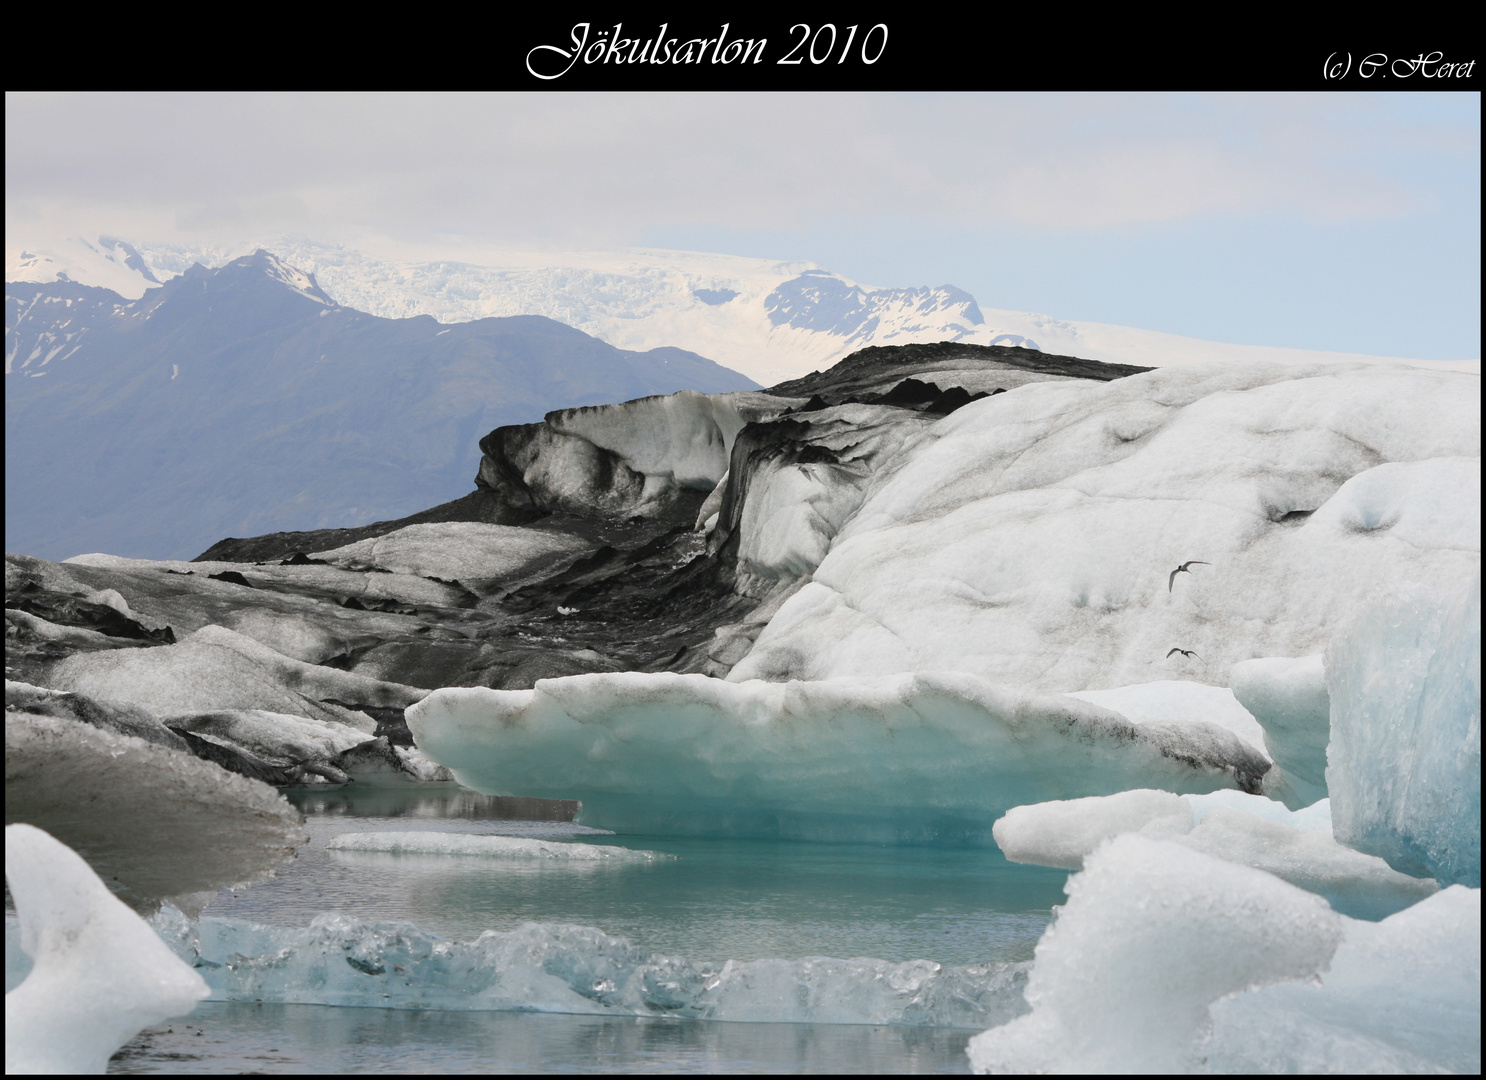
[992,789,1432,919]
[326,832,672,861]
[406,670,1269,843]
[5,825,209,1074]
[149,907,1030,1028]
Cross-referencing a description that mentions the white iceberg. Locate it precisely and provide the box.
[966,834,1346,1073]
[1203,884,1481,1073]
[406,670,1269,843]
[730,364,1479,691]
[1327,570,1481,886]
[992,789,1432,920]
[326,831,672,861]
[5,824,209,1075]
[1229,654,1330,808]
[967,835,1479,1074]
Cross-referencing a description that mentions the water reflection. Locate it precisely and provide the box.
[111,1002,978,1074]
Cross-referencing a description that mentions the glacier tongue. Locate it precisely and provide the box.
[149,908,1030,1030]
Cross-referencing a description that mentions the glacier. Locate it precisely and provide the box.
[5,825,209,1075]
[405,670,1269,843]
[10,236,1472,387]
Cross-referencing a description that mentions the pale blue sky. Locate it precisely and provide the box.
[7,91,1479,359]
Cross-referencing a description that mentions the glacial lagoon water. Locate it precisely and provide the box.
[7,784,1070,1074]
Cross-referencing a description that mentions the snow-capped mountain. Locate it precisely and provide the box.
[11,236,1470,386]
[5,250,756,561]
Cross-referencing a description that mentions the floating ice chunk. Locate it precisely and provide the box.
[1068,680,1269,757]
[326,832,672,861]
[1230,654,1329,808]
[993,790,1429,919]
[407,670,1269,844]
[992,790,1192,869]
[312,522,590,591]
[1327,570,1481,886]
[1203,885,1481,1073]
[966,835,1345,1074]
[5,712,306,913]
[5,825,209,1075]
[150,908,1029,1028]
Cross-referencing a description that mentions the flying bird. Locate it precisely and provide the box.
[1168,561,1211,592]
[1166,647,1203,662]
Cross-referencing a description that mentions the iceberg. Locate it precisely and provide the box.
[1202,884,1481,1074]
[406,670,1269,843]
[1327,570,1481,886]
[730,365,1479,691]
[992,789,1432,919]
[966,836,1479,1074]
[150,907,1030,1029]
[326,831,672,861]
[1229,654,1329,808]
[966,835,1346,1074]
[5,825,209,1075]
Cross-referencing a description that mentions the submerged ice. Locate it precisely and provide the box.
[326,832,672,861]
[148,907,1030,1030]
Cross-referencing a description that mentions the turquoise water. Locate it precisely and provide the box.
[14,785,1073,1073]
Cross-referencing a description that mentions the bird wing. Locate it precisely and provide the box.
[1168,568,1179,592]
[1166,647,1180,658]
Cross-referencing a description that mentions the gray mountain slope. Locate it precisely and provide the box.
[5,250,757,561]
